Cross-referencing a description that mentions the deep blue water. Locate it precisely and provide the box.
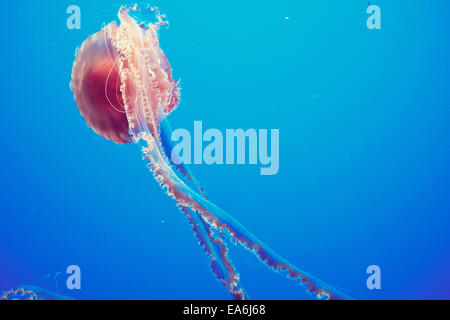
[1,1,449,299]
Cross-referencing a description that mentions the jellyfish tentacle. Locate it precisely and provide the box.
[136,130,351,300]
[159,118,208,198]
[158,119,246,299]
[180,206,247,299]
[141,137,247,298]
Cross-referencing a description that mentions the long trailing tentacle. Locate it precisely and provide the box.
[160,119,247,299]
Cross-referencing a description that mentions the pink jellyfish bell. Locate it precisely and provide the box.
[70,5,180,144]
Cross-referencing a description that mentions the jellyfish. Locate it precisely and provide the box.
[70,5,351,300]
[1,272,74,300]
[1,286,73,300]
[1,288,38,300]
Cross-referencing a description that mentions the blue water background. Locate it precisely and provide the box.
[0,1,449,299]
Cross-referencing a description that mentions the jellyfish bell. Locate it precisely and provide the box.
[70,6,180,145]
[71,29,130,144]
